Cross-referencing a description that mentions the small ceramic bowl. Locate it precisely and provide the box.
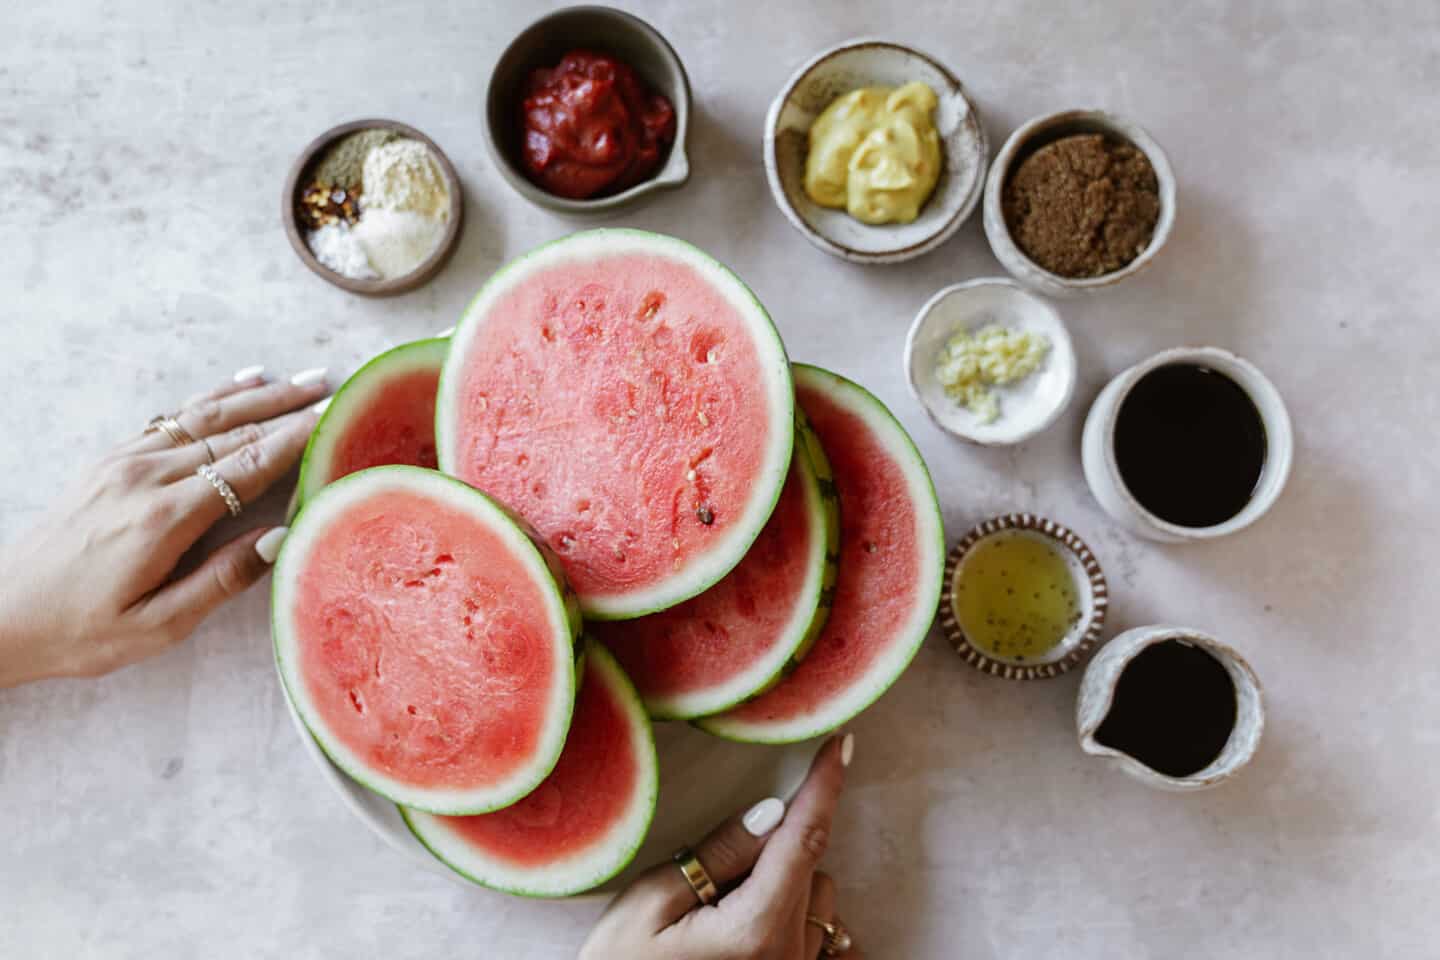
[904,278,1076,445]
[283,119,464,297]
[1081,345,1294,542]
[940,513,1108,680]
[982,110,1176,298]
[485,6,691,214]
[1077,625,1265,791]
[764,38,988,264]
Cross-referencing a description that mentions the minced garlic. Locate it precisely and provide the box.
[934,324,1050,423]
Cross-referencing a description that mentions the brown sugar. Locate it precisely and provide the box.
[1002,134,1160,278]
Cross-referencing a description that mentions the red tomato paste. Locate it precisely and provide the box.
[520,49,677,200]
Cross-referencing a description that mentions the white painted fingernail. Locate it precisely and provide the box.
[434,326,455,338]
[742,797,785,837]
[255,526,289,565]
[232,364,266,384]
[289,367,328,387]
[311,396,332,415]
[840,733,855,768]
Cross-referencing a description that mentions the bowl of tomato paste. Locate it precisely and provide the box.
[486,6,691,213]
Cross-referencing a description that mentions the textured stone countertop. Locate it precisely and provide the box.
[3,2,1437,957]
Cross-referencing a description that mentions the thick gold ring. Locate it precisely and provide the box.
[672,846,718,906]
[806,915,853,955]
[145,414,198,448]
[196,463,243,517]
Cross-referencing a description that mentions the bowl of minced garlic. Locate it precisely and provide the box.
[285,119,463,296]
[904,278,1077,445]
[764,39,988,264]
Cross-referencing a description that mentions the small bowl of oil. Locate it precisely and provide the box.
[939,513,1108,680]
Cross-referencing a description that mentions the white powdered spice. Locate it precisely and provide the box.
[362,139,451,220]
[306,221,378,280]
[352,209,446,280]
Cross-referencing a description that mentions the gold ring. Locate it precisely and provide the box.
[196,463,243,517]
[145,414,198,448]
[672,846,718,906]
[806,915,853,955]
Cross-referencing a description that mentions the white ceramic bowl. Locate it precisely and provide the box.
[904,278,1076,445]
[982,110,1176,298]
[764,38,988,264]
[1081,345,1293,542]
[279,667,814,898]
[1077,625,1265,791]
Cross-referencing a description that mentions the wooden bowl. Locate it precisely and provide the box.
[283,119,464,297]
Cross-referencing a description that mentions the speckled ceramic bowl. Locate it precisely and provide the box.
[485,6,691,214]
[982,110,1176,298]
[1077,625,1265,791]
[764,39,988,264]
[940,513,1108,680]
[904,278,1076,445]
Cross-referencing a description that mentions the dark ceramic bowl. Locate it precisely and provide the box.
[485,6,691,214]
[283,118,464,297]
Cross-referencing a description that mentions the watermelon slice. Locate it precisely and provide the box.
[273,465,581,815]
[595,414,839,719]
[437,229,794,621]
[697,365,945,743]
[402,641,659,897]
[296,337,448,506]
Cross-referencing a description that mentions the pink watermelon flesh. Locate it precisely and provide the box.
[327,368,440,482]
[713,379,921,727]
[448,252,774,608]
[293,488,560,792]
[595,451,814,711]
[422,651,639,867]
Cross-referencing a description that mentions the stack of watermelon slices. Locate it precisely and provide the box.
[271,229,944,897]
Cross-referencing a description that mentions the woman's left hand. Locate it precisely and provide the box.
[0,367,329,688]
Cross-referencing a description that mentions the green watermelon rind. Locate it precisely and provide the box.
[294,337,451,509]
[272,465,580,816]
[635,415,837,721]
[435,228,795,621]
[695,364,946,745]
[398,641,660,899]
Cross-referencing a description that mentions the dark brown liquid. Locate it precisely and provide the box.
[1114,364,1266,528]
[1094,640,1237,778]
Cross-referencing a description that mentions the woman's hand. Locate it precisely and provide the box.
[580,734,862,960]
[0,367,328,688]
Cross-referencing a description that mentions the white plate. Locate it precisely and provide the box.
[904,278,1077,445]
[280,670,816,898]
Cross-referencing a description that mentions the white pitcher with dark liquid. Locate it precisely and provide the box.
[1076,625,1265,791]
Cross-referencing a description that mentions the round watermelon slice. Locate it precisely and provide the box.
[594,415,839,720]
[697,365,945,743]
[436,229,794,621]
[402,641,659,898]
[273,465,581,815]
[296,337,448,506]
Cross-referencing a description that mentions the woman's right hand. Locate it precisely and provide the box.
[580,734,862,960]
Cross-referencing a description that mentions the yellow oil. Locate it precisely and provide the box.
[952,531,1082,661]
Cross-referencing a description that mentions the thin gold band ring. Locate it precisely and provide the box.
[806,915,853,955]
[672,846,718,906]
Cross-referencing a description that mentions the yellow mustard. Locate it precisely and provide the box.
[804,82,942,225]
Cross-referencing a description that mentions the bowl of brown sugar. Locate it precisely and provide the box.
[982,110,1175,298]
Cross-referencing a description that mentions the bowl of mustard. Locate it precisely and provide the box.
[764,39,988,264]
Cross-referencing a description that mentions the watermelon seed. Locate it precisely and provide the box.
[406,705,417,716]
[686,469,696,482]
[557,533,576,551]
[696,505,715,525]
[864,541,878,553]
[697,410,710,427]
[348,691,365,715]
[541,326,554,342]
[434,554,454,565]
[516,453,529,467]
